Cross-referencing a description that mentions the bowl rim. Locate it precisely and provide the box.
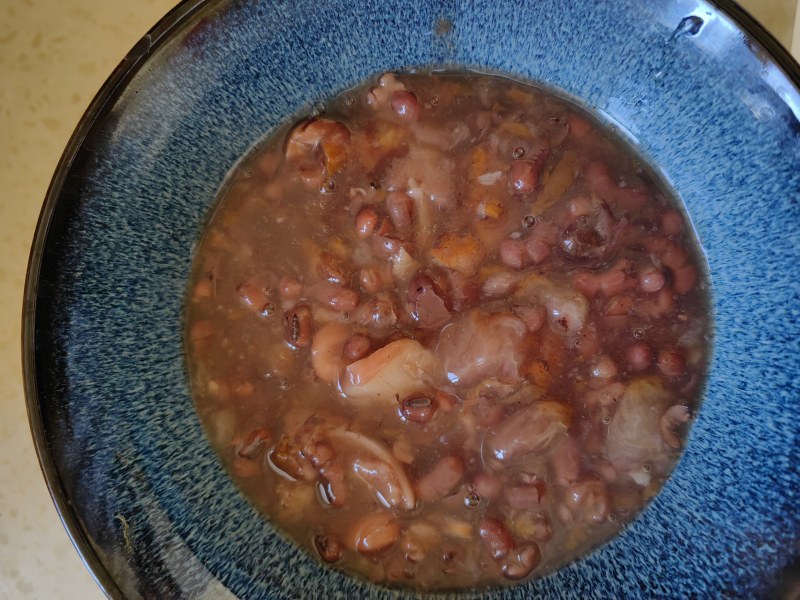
[21,1,800,598]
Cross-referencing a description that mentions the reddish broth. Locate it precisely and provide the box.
[185,71,711,590]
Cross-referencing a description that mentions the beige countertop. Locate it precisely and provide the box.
[0,1,797,598]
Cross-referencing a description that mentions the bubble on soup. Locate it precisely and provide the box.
[185,70,711,590]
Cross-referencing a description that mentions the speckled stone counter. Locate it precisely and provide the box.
[0,1,796,598]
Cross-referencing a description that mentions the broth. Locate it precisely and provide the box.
[185,71,711,590]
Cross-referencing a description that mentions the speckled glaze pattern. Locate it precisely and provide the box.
[26,0,800,598]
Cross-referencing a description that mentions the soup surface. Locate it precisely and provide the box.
[185,71,711,590]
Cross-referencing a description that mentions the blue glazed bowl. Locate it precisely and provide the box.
[24,0,800,598]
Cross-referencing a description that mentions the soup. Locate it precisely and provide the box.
[185,71,711,590]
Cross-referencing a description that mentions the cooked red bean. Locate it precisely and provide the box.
[416,456,465,502]
[502,544,541,580]
[352,293,398,329]
[500,239,526,269]
[355,205,380,238]
[509,160,540,193]
[237,428,272,459]
[672,264,698,294]
[342,333,371,361]
[316,252,349,285]
[473,472,502,501]
[358,265,384,294]
[349,511,400,554]
[626,342,653,372]
[478,517,514,560]
[639,267,665,293]
[307,282,359,312]
[505,484,543,509]
[283,305,313,348]
[407,273,450,329]
[279,276,303,299]
[387,191,415,230]
[657,347,686,377]
[400,393,436,423]
[187,71,711,590]
[391,90,420,120]
[563,480,610,524]
[512,305,546,333]
[314,533,344,563]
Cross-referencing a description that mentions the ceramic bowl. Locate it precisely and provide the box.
[24,0,800,597]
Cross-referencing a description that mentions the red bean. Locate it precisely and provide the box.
[386,191,414,230]
[626,342,653,372]
[352,293,398,329]
[598,260,637,296]
[478,517,513,560]
[573,271,599,297]
[416,456,465,502]
[473,472,502,501]
[500,239,526,269]
[282,304,313,348]
[509,160,540,193]
[471,391,504,427]
[434,390,458,412]
[391,90,420,120]
[590,354,618,382]
[355,205,380,238]
[314,533,344,563]
[512,305,546,333]
[639,267,665,293]
[661,243,688,270]
[502,544,541,580]
[358,266,384,294]
[552,436,581,485]
[308,282,359,312]
[400,394,436,424]
[408,273,450,329]
[343,333,371,361]
[316,252,349,285]
[604,294,633,317]
[564,480,610,524]
[372,234,407,258]
[661,211,684,236]
[525,237,550,264]
[657,347,685,377]
[505,484,543,509]
[349,511,400,554]
[279,276,303,299]
[672,264,698,294]
[237,428,272,459]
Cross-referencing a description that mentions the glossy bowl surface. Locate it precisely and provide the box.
[24,0,800,597]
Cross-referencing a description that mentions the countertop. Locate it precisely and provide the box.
[0,1,797,598]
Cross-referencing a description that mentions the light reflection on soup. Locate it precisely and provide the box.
[185,71,711,590]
